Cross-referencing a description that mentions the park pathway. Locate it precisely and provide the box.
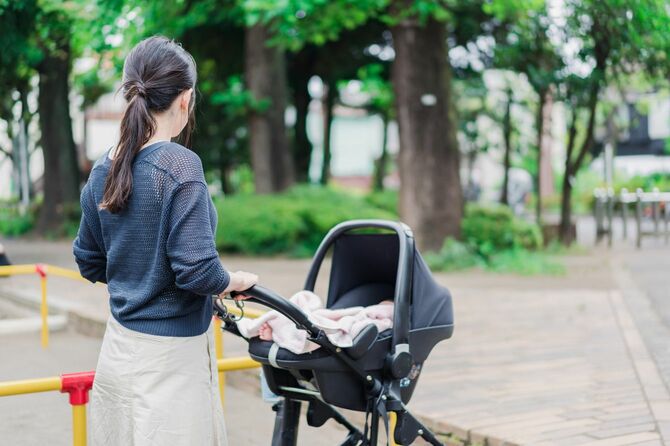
[1,239,669,445]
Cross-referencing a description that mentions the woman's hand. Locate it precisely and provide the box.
[223,271,259,300]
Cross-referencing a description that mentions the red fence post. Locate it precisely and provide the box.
[61,371,95,446]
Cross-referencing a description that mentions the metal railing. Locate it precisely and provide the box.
[0,357,262,446]
[0,263,264,445]
[0,263,93,348]
[594,187,670,248]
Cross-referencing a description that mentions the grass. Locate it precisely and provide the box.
[486,249,566,275]
[425,238,566,276]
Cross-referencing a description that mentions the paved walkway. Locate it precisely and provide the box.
[1,239,670,445]
[0,330,348,446]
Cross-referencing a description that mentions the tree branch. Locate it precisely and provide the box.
[565,105,578,173]
[571,81,600,174]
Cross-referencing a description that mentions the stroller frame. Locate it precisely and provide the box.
[216,220,449,445]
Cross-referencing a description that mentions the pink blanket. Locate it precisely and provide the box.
[236,290,394,354]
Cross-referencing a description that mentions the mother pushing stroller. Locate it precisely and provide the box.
[73,36,257,446]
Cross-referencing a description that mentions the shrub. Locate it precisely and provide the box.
[214,186,395,256]
[214,194,306,255]
[424,238,483,271]
[0,210,33,236]
[365,190,399,215]
[487,249,565,275]
[461,204,542,258]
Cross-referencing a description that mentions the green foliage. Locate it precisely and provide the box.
[210,75,270,115]
[424,238,484,271]
[562,169,602,215]
[241,0,387,50]
[241,0,462,51]
[214,186,395,255]
[426,238,564,276]
[364,189,398,214]
[0,208,33,237]
[486,249,565,275]
[355,63,394,116]
[567,170,670,216]
[482,0,544,20]
[613,173,670,193]
[461,204,543,258]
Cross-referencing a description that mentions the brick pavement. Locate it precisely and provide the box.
[1,239,669,445]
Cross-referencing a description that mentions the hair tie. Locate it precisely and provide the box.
[135,82,147,98]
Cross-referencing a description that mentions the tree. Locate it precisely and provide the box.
[245,22,295,193]
[0,1,91,231]
[0,1,39,211]
[499,86,513,205]
[557,0,670,244]
[95,0,252,193]
[36,5,82,231]
[453,75,491,202]
[243,1,391,187]
[491,3,562,223]
[357,63,394,191]
[390,0,462,250]
[287,46,317,182]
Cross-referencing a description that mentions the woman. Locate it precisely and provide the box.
[73,36,257,445]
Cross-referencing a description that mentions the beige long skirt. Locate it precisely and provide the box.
[89,316,227,446]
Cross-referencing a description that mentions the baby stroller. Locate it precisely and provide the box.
[215,220,454,445]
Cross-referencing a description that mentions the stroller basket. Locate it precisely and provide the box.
[218,220,454,445]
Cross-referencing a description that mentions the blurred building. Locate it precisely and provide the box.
[590,95,670,178]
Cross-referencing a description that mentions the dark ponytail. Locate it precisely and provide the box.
[100,36,197,213]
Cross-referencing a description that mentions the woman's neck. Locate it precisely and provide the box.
[143,118,174,148]
[109,110,177,160]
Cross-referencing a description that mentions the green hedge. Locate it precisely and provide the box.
[214,186,395,256]
[0,202,36,237]
[0,210,33,236]
[425,204,558,275]
[461,203,542,258]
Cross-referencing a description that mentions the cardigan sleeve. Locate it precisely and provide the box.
[73,185,108,284]
[165,181,230,295]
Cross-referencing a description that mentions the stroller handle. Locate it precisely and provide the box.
[230,285,318,335]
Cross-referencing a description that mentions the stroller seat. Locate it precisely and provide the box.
[218,220,454,445]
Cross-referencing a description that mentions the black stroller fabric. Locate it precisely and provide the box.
[326,233,453,330]
[246,231,454,411]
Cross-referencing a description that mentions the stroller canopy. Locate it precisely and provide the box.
[325,232,453,331]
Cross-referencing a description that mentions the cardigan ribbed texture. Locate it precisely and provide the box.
[73,141,230,336]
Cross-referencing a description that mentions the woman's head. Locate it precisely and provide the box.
[100,36,197,213]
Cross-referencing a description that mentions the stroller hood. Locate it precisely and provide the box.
[325,233,453,331]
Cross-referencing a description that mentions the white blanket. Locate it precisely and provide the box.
[237,290,393,354]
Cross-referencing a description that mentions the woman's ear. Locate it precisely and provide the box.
[181,89,193,110]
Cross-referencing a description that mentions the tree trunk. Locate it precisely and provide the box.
[464,143,478,201]
[500,92,512,205]
[536,87,554,224]
[245,23,295,194]
[391,14,463,251]
[219,158,233,195]
[36,42,80,232]
[320,82,334,185]
[558,81,600,244]
[535,89,546,224]
[19,89,33,206]
[373,113,389,191]
[290,49,315,182]
[559,162,574,245]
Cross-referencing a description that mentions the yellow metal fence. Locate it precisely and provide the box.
[0,263,398,445]
[0,263,263,446]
